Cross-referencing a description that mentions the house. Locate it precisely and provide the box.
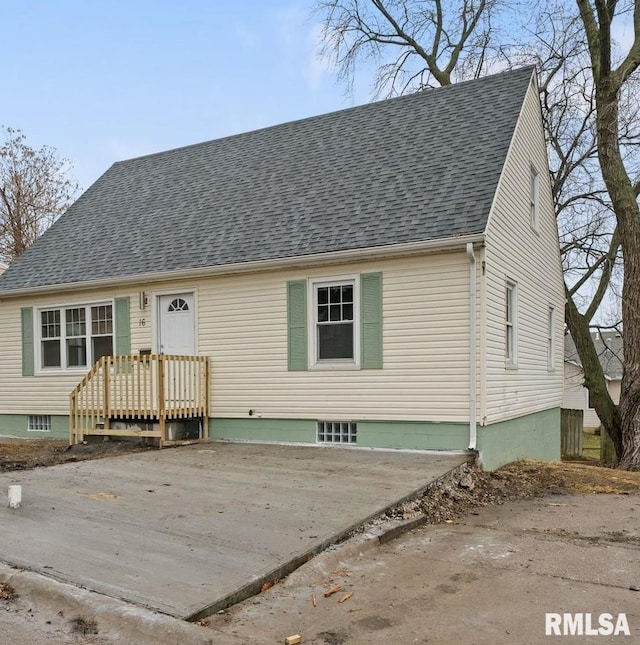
[0,66,564,470]
[0,262,7,275]
[563,331,623,431]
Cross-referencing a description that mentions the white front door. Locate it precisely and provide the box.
[158,293,195,355]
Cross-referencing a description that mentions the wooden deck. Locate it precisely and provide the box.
[70,354,210,447]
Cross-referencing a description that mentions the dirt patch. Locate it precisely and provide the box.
[317,630,348,645]
[500,460,640,494]
[384,460,640,525]
[0,438,152,472]
[540,461,640,494]
[525,526,640,547]
[69,616,99,635]
[0,583,17,601]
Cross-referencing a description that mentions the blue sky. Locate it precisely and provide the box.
[3,2,634,194]
[2,1,367,190]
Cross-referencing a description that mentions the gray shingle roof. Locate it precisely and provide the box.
[0,66,535,293]
[565,331,624,379]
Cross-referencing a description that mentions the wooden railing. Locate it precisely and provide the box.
[70,354,210,446]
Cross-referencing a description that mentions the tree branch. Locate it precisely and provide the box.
[585,224,621,321]
[576,0,602,81]
[370,0,450,84]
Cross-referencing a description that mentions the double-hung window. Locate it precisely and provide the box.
[41,309,62,368]
[39,303,113,370]
[311,278,358,367]
[505,281,517,366]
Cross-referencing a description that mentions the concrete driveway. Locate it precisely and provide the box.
[206,492,640,644]
[0,442,465,619]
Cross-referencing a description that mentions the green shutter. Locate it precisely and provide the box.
[287,280,308,371]
[21,307,34,376]
[361,272,383,369]
[114,297,131,355]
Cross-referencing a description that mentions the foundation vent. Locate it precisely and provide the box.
[28,415,51,432]
[316,421,357,444]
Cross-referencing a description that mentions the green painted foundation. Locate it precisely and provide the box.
[209,417,469,451]
[356,421,469,450]
[0,414,69,440]
[210,410,560,467]
[477,407,561,470]
[209,418,317,444]
[0,408,561,469]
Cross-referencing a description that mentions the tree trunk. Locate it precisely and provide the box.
[594,84,640,469]
[565,288,621,459]
[575,0,640,469]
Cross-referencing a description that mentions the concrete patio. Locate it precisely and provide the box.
[0,442,466,619]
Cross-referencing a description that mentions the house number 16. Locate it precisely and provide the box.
[139,318,146,327]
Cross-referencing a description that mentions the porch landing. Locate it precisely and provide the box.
[0,443,466,620]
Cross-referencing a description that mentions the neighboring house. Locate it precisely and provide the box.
[0,67,564,469]
[563,331,623,431]
[0,262,7,276]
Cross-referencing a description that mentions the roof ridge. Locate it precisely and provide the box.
[0,65,535,293]
[112,66,536,166]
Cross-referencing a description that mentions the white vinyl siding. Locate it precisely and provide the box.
[0,287,141,415]
[201,254,470,422]
[0,252,472,422]
[483,78,565,423]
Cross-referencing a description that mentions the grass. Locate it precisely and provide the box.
[582,431,601,460]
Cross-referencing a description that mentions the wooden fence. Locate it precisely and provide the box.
[561,408,583,458]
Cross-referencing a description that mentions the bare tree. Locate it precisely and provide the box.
[575,0,640,468]
[0,127,78,264]
[318,0,507,95]
[315,0,640,467]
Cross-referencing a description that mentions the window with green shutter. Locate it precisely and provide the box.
[292,272,382,370]
[287,281,307,371]
[21,307,34,376]
[361,272,383,369]
[114,297,131,355]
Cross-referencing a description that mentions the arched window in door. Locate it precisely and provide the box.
[168,298,189,312]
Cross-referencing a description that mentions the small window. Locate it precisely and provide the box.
[530,167,539,230]
[506,281,517,366]
[547,307,555,370]
[311,278,358,366]
[317,421,357,444]
[28,415,51,432]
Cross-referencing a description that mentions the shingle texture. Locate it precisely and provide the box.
[565,331,624,380]
[0,67,534,292]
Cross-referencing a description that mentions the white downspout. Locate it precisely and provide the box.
[466,243,477,451]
